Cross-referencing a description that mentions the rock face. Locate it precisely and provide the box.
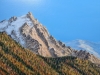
[73,50,100,64]
[0,12,100,64]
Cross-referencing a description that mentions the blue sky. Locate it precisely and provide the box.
[0,0,100,42]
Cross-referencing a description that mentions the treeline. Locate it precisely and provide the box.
[41,56,100,75]
[0,32,100,75]
[0,32,58,75]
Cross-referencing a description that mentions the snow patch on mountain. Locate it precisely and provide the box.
[66,39,100,58]
[0,14,34,47]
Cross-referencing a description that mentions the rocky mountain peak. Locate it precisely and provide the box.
[0,12,100,64]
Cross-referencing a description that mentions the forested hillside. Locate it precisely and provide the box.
[0,32,100,75]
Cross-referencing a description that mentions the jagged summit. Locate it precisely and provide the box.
[0,12,71,57]
[0,12,100,64]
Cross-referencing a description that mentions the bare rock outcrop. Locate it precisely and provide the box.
[73,50,100,64]
[9,16,17,23]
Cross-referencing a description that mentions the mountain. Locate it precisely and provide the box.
[66,39,100,58]
[0,12,100,64]
[0,12,72,57]
[0,32,100,75]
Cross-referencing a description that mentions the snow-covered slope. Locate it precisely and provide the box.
[66,39,100,58]
[0,15,33,46]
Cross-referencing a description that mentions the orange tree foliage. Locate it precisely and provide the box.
[0,32,100,75]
